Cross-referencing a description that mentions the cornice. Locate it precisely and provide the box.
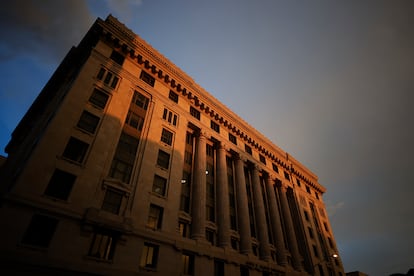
[98,15,326,194]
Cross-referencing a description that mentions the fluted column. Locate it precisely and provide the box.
[191,132,206,240]
[265,176,287,265]
[278,184,303,271]
[250,165,271,260]
[234,155,252,254]
[216,143,230,248]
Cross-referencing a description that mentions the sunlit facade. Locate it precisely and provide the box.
[0,15,345,276]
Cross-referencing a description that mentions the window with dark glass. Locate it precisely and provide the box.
[240,265,249,276]
[161,128,173,146]
[231,237,238,250]
[229,133,237,145]
[214,259,224,276]
[245,144,252,155]
[304,210,310,221]
[328,237,334,248]
[259,154,266,164]
[272,163,279,173]
[140,242,159,269]
[44,169,76,200]
[109,132,139,183]
[182,253,194,276]
[308,227,314,239]
[89,88,109,109]
[132,91,149,110]
[101,188,123,214]
[21,215,58,248]
[162,108,178,126]
[284,171,290,180]
[184,150,192,165]
[206,229,215,245]
[189,106,200,120]
[210,121,220,133]
[306,186,311,194]
[315,192,319,200]
[97,68,119,89]
[140,70,155,87]
[147,204,163,230]
[206,144,214,157]
[152,174,167,196]
[110,50,125,65]
[77,110,100,134]
[323,222,329,232]
[62,137,89,163]
[125,111,144,131]
[296,179,301,187]
[88,229,118,261]
[312,245,319,257]
[179,220,190,238]
[156,150,170,169]
[169,90,179,103]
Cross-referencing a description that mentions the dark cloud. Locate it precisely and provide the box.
[0,0,93,62]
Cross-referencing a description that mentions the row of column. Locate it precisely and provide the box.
[190,132,302,270]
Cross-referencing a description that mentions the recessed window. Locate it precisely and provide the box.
[140,242,159,269]
[214,259,224,276]
[323,222,329,232]
[140,71,155,87]
[231,238,238,250]
[88,229,118,261]
[312,245,319,257]
[229,133,237,145]
[179,221,190,238]
[168,90,179,103]
[328,237,334,248]
[206,229,215,245]
[62,137,89,163]
[44,169,76,200]
[156,150,170,169]
[210,121,220,133]
[308,227,314,239]
[77,111,100,134]
[306,186,311,194]
[272,163,279,173]
[97,67,119,88]
[189,106,200,120]
[110,50,125,65]
[184,150,192,165]
[132,91,149,110]
[161,128,173,146]
[304,210,310,221]
[147,204,163,230]
[315,192,319,200]
[89,88,109,109]
[245,144,252,155]
[206,144,214,157]
[125,111,145,131]
[296,179,301,187]
[162,108,178,126]
[109,132,139,183]
[259,154,266,164]
[152,174,167,196]
[101,188,123,214]
[284,171,290,180]
[21,215,58,248]
[186,132,193,145]
[182,253,194,276]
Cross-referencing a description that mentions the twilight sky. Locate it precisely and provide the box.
[0,1,413,275]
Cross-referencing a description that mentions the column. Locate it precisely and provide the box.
[278,184,303,271]
[216,143,230,248]
[234,155,252,255]
[191,131,206,240]
[265,176,287,266]
[250,165,271,261]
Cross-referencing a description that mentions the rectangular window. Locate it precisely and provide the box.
[162,108,178,126]
[284,171,290,180]
[88,229,118,261]
[97,68,106,80]
[182,253,194,276]
[89,88,109,109]
[140,71,155,87]
[315,192,320,200]
[272,163,279,173]
[161,128,173,146]
[308,227,314,239]
[259,154,266,164]
[240,265,249,276]
[77,110,100,134]
[22,215,58,248]
[152,174,167,196]
[62,137,89,163]
[125,111,144,131]
[296,179,301,187]
[312,245,319,257]
[132,91,149,110]
[179,221,190,238]
[206,144,214,157]
[210,121,220,133]
[206,229,215,245]
[169,90,179,103]
[214,259,225,276]
[140,243,159,269]
[186,132,193,145]
[306,186,311,194]
[147,204,163,230]
[110,50,125,65]
[189,106,200,120]
[229,133,237,145]
[184,150,192,165]
[231,238,238,250]
[157,150,170,169]
[324,222,329,232]
[245,144,252,155]
[109,132,140,183]
[328,237,334,248]
[101,188,123,214]
[44,169,76,200]
[304,210,310,221]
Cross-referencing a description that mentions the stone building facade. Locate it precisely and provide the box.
[0,16,345,276]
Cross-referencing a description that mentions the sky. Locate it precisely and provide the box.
[0,1,413,275]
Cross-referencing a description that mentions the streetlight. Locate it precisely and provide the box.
[312,253,339,276]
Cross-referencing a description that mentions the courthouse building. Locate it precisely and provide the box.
[0,16,345,276]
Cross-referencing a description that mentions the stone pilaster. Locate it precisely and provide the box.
[216,143,230,248]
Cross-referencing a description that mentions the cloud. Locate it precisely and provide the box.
[0,0,94,62]
[326,201,344,217]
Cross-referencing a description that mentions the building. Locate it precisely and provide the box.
[0,15,345,276]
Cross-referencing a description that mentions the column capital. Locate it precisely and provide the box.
[217,141,229,151]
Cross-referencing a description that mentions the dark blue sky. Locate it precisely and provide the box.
[0,1,413,274]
